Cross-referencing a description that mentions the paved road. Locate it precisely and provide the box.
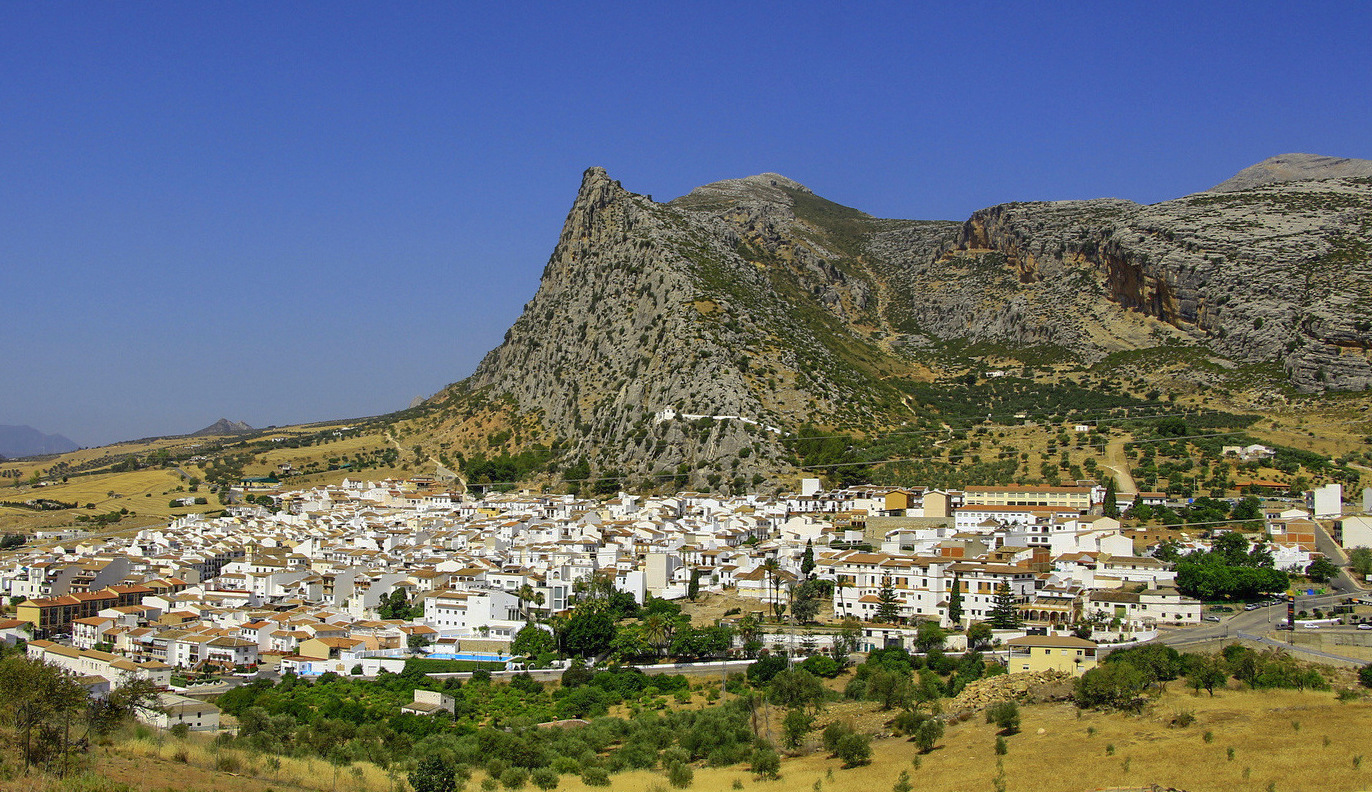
[1234,630,1366,666]
[1157,592,1354,649]
[1314,520,1363,594]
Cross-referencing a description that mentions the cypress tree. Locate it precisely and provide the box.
[989,582,1022,628]
[876,576,901,623]
[947,574,963,626]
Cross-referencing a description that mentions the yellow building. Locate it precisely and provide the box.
[884,489,918,513]
[964,485,1094,512]
[1005,635,1098,675]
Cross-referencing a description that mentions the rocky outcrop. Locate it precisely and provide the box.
[949,669,1076,712]
[445,168,884,490]
[1208,153,1372,192]
[939,178,1372,390]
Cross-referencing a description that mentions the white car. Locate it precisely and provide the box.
[1357,623,1372,631]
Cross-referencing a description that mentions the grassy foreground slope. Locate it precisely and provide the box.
[12,686,1367,792]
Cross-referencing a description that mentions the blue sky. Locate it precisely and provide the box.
[3,3,1369,446]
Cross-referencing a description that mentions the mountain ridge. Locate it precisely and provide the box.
[0,425,79,459]
[191,418,254,437]
[1208,152,1372,193]
[410,157,1372,490]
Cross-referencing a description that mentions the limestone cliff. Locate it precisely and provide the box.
[421,158,1372,490]
[937,178,1372,390]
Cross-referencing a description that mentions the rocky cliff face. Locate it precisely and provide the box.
[425,159,1372,488]
[940,178,1372,390]
[441,168,887,490]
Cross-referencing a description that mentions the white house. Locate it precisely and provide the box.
[145,693,220,732]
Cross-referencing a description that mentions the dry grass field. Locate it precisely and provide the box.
[5,686,1368,792]
[541,687,1372,792]
[0,467,204,537]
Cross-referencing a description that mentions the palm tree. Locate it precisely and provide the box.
[736,614,762,658]
[643,613,669,658]
[762,557,782,621]
[517,583,535,622]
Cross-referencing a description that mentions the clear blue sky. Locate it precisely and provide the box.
[3,3,1369,446]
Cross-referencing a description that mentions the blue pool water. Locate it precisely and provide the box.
[424,652,509,663]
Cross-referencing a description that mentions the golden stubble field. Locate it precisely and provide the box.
[10,686,1366,792]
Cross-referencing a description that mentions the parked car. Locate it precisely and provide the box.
[1204,615,1222,622]
[1357,623,1372,631]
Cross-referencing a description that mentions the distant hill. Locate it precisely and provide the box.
[1208,152,1372,192]
[191,419,254,436]
[0,425,79,458]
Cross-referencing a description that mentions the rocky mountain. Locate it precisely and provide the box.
[191,419,254,437]
[1208,153,1372,192]
[0,425,79,458]
[418,159,1372,490]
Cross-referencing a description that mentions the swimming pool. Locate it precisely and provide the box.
[424,652,510,663]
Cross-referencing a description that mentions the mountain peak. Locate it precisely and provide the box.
[1208,152,1372,192]
[192,418,254,436]
[0,425,79,458]
[670,172,815,210]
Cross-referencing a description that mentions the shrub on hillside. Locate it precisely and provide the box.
[1075,662,1151,711]
[986,701,1020,734]
[836,732,872,767]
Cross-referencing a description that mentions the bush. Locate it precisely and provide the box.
[799,654,841,678]
[986,701,1020,734]
[835,732,872,767]
[751,746,780,779]
[912,718,944,754]
[666,761,693,789]
[822,721,854,754]
[530,768,559,791]
[1076,662,1150,711]
[1104,644,1183,681]
[169,723,190,739]
[747,655,788,686]
[581,768,610,787]
[1359,664,1372,689]
[411,756,458,792]
[500,767,528,790]
[783,708,814,748]
[994,736,1007,755]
